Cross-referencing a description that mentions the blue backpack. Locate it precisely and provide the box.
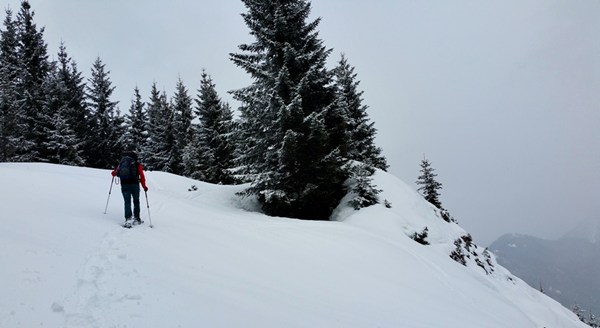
[117,156,138,183]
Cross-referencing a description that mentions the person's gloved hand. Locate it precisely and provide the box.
[143,186,148,192]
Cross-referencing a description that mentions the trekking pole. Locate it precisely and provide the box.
[144,190,154,228]
[104,176,115,214]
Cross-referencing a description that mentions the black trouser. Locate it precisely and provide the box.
[121,183,140,219]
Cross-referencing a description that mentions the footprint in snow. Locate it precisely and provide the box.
[51,302,64,313]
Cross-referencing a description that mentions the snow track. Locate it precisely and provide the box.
[62,229,146,328]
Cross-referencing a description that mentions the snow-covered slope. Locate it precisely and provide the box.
[0,163,585,327]
[491,232,600,318]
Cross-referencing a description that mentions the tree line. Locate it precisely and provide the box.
[0,0,388,220]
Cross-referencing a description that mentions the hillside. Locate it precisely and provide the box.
[564,218,600,244]
[491,228,600,319]
[0,163,585,327]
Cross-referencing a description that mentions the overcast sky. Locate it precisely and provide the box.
[6,0,599,245]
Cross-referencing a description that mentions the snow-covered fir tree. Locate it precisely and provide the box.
[14,0,52,162]
[333,54,387,171]
[170,77,194,176]
[40,42,88,166]
[415,157,444,209]
[143,83,162,170]
[85,57,124,169]
[329,54,388,209]
[345,161,381,210]
[54,43,89,165]
[231,0,347,219]
[1,3,89,165]
[192,71,236,184]
[123,87,147,156]
[162,91,180,174]
[42,52,84,166]
[42,105,82,166]
[0,7,27,162]
[144,84,176,172]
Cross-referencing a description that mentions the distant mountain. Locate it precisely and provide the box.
[490,222,600,318]
[563,217,600,244]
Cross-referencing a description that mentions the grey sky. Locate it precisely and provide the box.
[7,0,599,245]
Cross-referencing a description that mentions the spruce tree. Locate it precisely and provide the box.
[14,0,51,161]
[42,106,82,165]
[144,83,162,171]
[85,57,123,169]
[162,90,180,174]
[144,84,175,172]
[42,58,84,166]
[0,7,27,161]
[1,3,88,165]
[55,43,89,165]
[194,71,235,184]
[333,54,387,170]
[171,77,193,175]
[415,157,444,209]
[230,0,346,219]
[124,87,147,155]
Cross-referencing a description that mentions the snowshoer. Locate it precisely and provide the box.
[111,151,148,227]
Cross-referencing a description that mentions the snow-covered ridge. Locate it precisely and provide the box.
[0,163,585,327]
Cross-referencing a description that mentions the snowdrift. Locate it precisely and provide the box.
[0,163,585,327]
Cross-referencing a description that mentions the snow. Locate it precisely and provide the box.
[0,163,585,327]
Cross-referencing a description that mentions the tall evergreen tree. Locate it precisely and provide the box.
[42,105,82,165]
[171,77,193,175]
[193,71,236,184]
[14,0,51,161]
[2,3,88,165]
[144,84,175,172]
[42,58,84,166]
[85,57,123,168]
[333,54,387,171]
[144,83,162,170]
[415,157,444,209]
[230,0,347,219]
[0,7,27,161]
[124,86,147,155]
[55,42,89,165]
[162,90,180,174]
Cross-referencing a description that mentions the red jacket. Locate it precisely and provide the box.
[111,162,148,190]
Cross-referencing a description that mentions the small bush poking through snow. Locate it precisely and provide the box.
[450,238,468,266]
[411,227,430,245]
[449,234,495,275]
[440,209,457,223]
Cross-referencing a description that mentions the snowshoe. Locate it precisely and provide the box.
[123,218,133,229]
